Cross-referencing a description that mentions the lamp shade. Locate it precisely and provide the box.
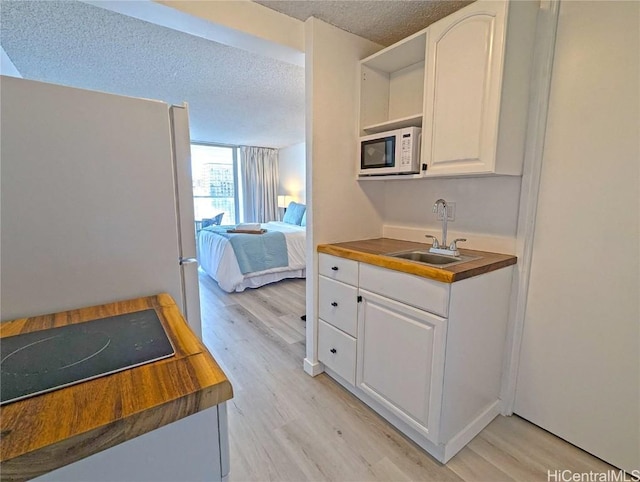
[277,195,292,208]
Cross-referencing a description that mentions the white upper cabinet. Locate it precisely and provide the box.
[357,0,539,178]
[422,1,538,176]
[423,2,504,175]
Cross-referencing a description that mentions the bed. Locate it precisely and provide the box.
[198,218,306,293]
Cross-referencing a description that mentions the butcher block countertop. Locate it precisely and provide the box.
[0,294,233,482]
[318,238,517,283]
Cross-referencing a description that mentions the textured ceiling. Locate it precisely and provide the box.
[0,0,305,148]
[254,0,473,47]
[1,1,472,149]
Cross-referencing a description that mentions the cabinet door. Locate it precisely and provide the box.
[422,1,506,176]
[356,289,446,443]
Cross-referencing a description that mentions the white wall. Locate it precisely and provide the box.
[382,176,521,254]
[304,17,384,374]
[514,0,639,472]
[305,18,385,246]
[278,142,306,203]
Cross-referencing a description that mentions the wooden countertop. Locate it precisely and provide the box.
[318,238,516,283]
[0,294,233,482]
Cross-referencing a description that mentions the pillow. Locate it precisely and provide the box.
[200,212,224,228]
[300,211,307,227]
[200,218,215,229]
[282,201,306,225]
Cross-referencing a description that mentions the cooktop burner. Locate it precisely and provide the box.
[0,309,175,405]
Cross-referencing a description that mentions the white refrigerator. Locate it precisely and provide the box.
[0,75,202,339]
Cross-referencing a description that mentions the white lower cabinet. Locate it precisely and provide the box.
[316,253,514,463]
[357,290,446,443]
[36,405,228,482]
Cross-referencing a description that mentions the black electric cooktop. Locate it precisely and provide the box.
[0,309,175,405]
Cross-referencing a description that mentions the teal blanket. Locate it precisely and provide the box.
[203,225,288,274]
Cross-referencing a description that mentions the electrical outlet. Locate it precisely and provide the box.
[436,202,456,221]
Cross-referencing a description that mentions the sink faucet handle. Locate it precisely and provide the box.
[425,234,440,248]
[448,238,467,251]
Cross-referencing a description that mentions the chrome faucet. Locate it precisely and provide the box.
[426,198,466,256]
[433,199,448,248]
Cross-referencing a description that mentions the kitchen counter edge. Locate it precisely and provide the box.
[317,238,517,283]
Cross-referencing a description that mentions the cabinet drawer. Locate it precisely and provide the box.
[318,254,358,285]
[318,319,357,385]
[318,276,358,337]
[359,263,450,317]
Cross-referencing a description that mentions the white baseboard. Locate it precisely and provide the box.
[303,358,324,376]
[442,400,502,463]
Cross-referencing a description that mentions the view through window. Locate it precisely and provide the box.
[191,144,239,226]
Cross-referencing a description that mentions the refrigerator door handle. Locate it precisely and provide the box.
[179,257,198,265]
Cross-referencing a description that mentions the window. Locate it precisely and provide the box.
[191,144,239,225]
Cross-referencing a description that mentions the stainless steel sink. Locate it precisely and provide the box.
[385,250,479,267]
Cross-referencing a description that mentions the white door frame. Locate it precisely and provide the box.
[501,0,561,414]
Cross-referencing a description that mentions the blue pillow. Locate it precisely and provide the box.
[282,201,306,225]
[300,211,307,227]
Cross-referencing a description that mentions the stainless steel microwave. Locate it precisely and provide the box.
[358,127,422,176]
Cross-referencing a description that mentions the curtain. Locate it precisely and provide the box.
[240,146,279,223]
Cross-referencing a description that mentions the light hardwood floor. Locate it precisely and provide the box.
[198,272,614,482]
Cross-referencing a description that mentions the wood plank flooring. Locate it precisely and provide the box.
[198,272,614,482]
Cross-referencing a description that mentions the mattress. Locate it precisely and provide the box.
[198,221,306,292]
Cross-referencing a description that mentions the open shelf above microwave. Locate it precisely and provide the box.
[362,113,423,134]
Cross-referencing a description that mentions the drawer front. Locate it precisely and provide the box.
[318,253,358,285]
[318,276,358,337]
[318,319,357,385]
[359,263,450,317]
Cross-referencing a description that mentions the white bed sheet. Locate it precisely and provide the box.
[198,221,306,293]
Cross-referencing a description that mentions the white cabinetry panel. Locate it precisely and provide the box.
[318,319,357,385]
[318,276,358,337]
[318,253,358,285]
[421,0,537,177]
[359,263,450,317]
[357,290,446,443]
[315,253,514,462]
[424,8,501,174]
[36,406,225,482]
